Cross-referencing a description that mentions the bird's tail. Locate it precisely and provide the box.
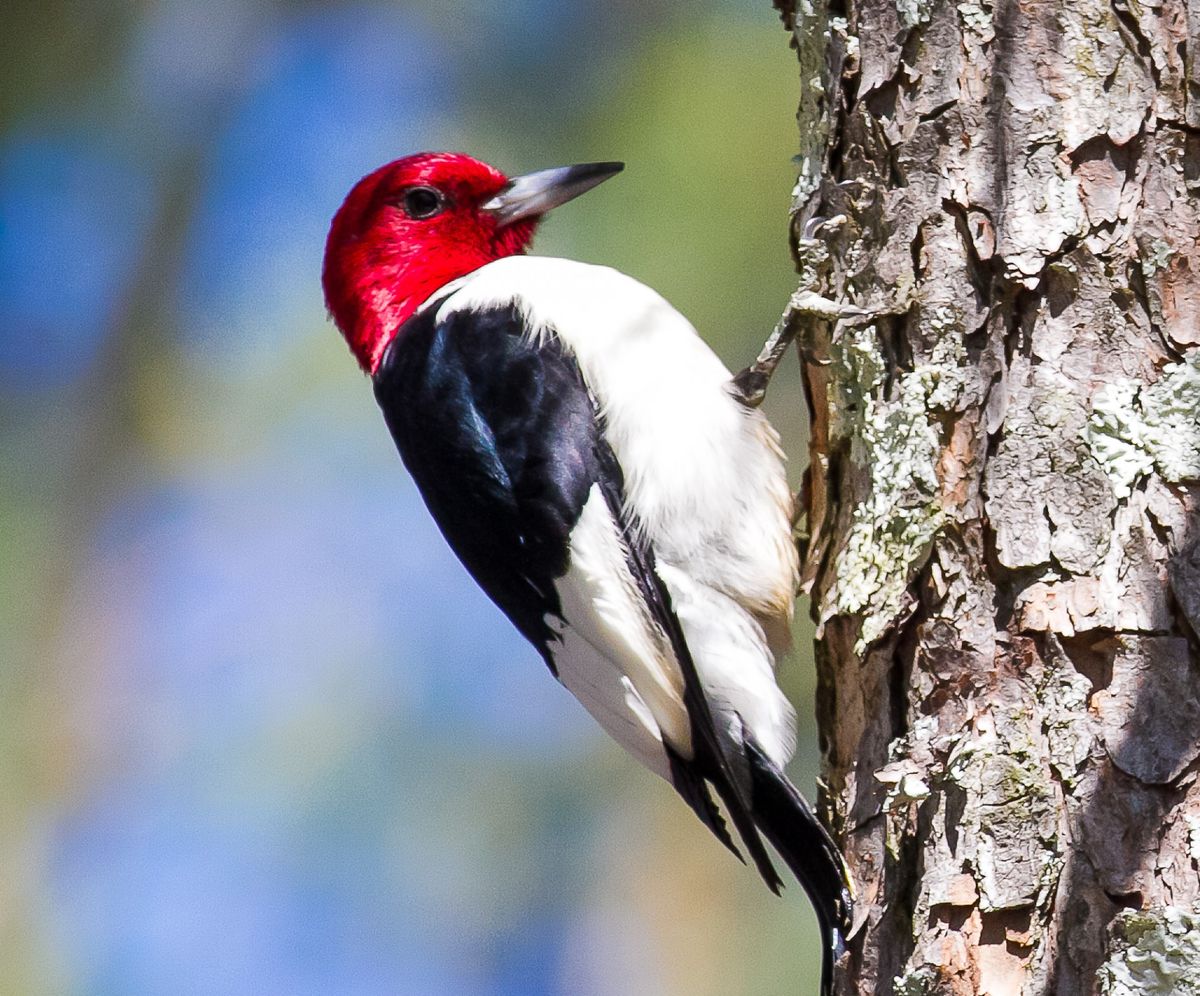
[639,556,852,993]
[743,736,853,996]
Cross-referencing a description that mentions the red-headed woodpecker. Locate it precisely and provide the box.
[322,152,852,992]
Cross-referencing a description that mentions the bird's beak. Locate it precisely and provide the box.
[482,161,624,226]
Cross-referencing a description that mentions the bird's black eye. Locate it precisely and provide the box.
[401,186,445,220]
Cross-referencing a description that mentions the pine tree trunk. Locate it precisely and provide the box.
[775,0,1200,991]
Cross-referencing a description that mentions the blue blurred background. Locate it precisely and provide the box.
[0,1,823,992]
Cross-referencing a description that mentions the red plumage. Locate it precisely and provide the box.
[322,152,538,373]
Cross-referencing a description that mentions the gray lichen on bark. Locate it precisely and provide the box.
[1097,907,1200,995]
[773,0,1200,989]
[1087,354,1200,500]
[824,321,958,652]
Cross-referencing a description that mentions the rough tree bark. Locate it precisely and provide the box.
[771,0,1200,992]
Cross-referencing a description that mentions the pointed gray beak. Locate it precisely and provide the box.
[482,161,624,226]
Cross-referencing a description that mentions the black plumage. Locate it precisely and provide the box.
[374,300,598,664]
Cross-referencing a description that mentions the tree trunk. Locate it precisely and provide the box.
[774,0,1200,992]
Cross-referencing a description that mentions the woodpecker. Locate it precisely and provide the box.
[322,152,852,992]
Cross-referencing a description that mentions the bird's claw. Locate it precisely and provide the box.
[734,291,900,407]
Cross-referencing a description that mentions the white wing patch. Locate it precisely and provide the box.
[655,562,797,768]
[547,486,691,777]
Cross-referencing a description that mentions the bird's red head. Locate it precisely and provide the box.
[322,152,623,373]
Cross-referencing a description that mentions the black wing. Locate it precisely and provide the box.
[373,301,601,666]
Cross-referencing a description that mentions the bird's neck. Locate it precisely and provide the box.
[325,222,538,374]
[329,248,496,374]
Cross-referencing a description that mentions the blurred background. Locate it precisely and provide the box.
[0,1,821,993]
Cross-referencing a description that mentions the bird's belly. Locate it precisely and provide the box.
[545,486,692,771]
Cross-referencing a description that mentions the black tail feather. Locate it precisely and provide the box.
[709,765,787,896]
[665,744,743,862]
[743,736,853,996]
[603,473,849,990]
[669,733,852,995]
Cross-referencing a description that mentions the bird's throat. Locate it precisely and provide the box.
[334,253,488,374]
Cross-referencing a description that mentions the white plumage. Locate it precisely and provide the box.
[434,256,799,776]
